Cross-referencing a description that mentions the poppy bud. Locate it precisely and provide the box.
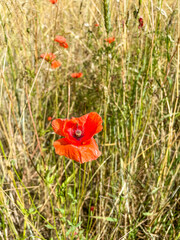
[138,17,143,28]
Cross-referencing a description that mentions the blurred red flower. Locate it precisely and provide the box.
[138,17,143,29]
[54,36,68,48]
[71,72,83,78]
[59,42,68,48]
[49,0,57,4]
[95,23,99,27]
[105,37,115,44]
[51,60,61,69]
[40,53,61,69]
[90,206,95,212]
[40,53,56,62]
[48,116,52,121]
[54,36,66,43]
[52,112,103,163]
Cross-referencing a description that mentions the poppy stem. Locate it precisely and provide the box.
[81,162,87,197]
[67,79,71,118]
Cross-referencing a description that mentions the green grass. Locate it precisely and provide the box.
[0,0,179,239]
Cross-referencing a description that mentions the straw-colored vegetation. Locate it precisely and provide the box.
[0,0,179,239]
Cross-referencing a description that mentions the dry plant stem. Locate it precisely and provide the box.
[122,0,127,106]
[34,11,38,74]
[52,4,59,53]
[25,87,45,166]
[44,5,59,84]
[123,0,128,237]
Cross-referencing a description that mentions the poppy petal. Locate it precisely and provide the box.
[59,42,68,48]
[50,0,57,3]
[104,37,115,44]
[51,60,61,69]
[71,72,83,78]
[53,137,101,163]
[61,114,89,145]
[72,113,88,125]
[52,119,66,136]
[81,112,103,142]
[54,36,66,43]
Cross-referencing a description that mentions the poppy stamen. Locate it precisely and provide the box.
[75,129,82,138]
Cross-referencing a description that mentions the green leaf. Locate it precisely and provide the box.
[45,224,55,229]
[143,212,153,216]
[66,226,76,236]
[93,216,118,222]
[28,207,36,215]
[55,208,65,214]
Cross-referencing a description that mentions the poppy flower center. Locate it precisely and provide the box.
[75,129,82,138]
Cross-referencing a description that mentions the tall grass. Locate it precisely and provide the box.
[0,0,179,239]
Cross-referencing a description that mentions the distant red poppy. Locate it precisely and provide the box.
[71,72,83,78]
[49,0,57,4]
[51,60,61,69]
[138,17,143,29]
[52,112,103,163]
[40,54,61,69]
[40,53,56,62]
[90,206,95,212]
[104,37,115,44]
[54,36,68,48]
[54,36,66,43]
[48,116,52,121]
[95,23,99,27]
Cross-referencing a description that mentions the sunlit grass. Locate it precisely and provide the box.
[0,0,179,239]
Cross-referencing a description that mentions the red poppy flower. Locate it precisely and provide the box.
[104,37,115,44]
[71,72,83,78]
[54,36,66,43]
[54,36,68,48]
[95,23,99,27]
[40,53,56,62]
[49,0,57,4]
[90,206,95,212]
[52,112,103,163]
[48,116,52,121]
[51,60,61,69]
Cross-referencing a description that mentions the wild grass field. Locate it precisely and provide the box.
[0,0,179,239]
